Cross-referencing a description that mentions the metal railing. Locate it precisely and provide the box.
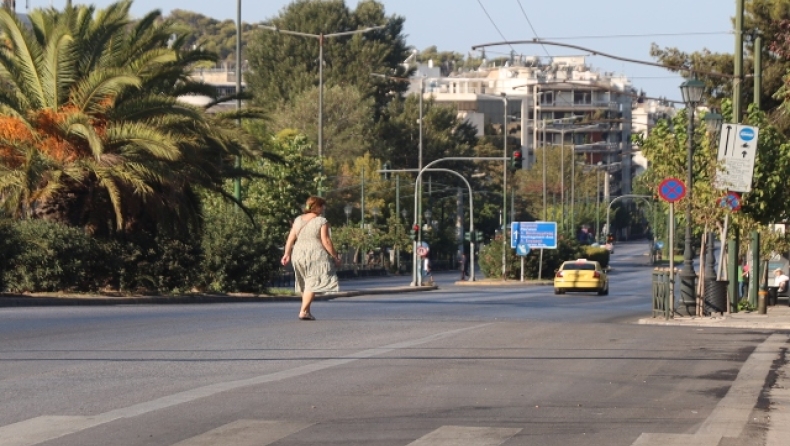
[652,268,675,319]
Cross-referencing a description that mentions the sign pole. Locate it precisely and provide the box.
[669,202,675,315]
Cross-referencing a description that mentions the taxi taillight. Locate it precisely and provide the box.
[593,271,601,278]
[555,271,564,278]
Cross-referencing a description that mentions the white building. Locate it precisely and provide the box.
[409,55,645,196]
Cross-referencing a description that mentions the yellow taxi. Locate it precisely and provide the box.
[553,259,609,295]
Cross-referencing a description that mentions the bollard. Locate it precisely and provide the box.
[758,289,767,314]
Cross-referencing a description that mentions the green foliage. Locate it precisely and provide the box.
[651,0,790,123]
[267,85,375,163]
[114,231,202,294]
[246,0,410,109]
[198,208,281,293]
[737,298,755,312]
[477,236,586,280]
[1,220,117,293]
[166,9,258,63]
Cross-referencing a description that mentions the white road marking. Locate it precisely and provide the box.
[170,420,312,446]
[767,351,790,446]
[0,323,491,446]
[406,426,522,446]
[633,333,790,445]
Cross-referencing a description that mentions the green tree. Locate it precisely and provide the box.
[246,0,410,109]
[0,1,260,236]
[650,0,790,126]
[268,85,375,163]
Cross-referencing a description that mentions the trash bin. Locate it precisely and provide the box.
[704,280,729,315]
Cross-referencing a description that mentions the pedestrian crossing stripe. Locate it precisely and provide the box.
[170,420,312,446]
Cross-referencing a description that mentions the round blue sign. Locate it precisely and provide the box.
[739,127,755,141]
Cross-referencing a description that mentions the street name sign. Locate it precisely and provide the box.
[716,123,759,192]
[518,221,557,249]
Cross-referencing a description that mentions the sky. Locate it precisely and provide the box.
[29,1,738,102]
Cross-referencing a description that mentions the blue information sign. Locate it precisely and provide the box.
[510,222,520,248]
[516,244,530,256]
[517,221,557,249]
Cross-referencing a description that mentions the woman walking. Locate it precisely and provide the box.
[281,196,341,320]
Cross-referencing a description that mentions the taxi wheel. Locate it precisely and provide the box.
[597,287,607,296]
[554,288,564,295]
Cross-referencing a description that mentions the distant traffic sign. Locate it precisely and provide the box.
[716,123,759,192]
[510,222,520,248]
[718,191,742,212]
[518,221,557,249]
[658,178,686,203]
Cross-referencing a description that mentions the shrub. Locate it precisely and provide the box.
[198,210,281,293]
[478,236,586,280]
[2,220,116,292]
[113,230,201,294]
[0,219,20,292]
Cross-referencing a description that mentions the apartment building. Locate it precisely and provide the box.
[410,55,647,197]
[631,96,676,176]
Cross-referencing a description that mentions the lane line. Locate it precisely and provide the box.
[633,333,789,445]
[170,420,312,446]
[0,323,491,446]
[406,426,522,446]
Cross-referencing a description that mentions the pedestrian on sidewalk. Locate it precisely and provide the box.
[459,252,469,280]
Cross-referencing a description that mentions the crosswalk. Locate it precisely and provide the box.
[0,417,523,446]
[172,421,522,446]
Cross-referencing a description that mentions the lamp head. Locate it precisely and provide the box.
[703,110,723,133]
[679,78,705,105]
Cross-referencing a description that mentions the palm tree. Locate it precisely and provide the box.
[0,1,263,236]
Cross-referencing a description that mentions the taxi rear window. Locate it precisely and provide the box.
[562,263,596,271]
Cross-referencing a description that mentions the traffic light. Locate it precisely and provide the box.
[511,150,523,169]
[409,224,419,241]
[464,231,470,242]
[381,162,391,180]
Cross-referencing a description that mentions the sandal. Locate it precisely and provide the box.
[299,312,315,321]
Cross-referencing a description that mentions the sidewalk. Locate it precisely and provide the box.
[638,302,790,330]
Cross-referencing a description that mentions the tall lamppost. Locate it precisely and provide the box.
[234,0,243,203]
[501,93,508,280]
[260,24,385,196]
[371,72,426,280]
[678,78,706,317]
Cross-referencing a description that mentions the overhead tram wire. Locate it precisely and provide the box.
[515,0,551,58]
[475,0,516,54]
[539,31,732,41]
[471,39,738,80]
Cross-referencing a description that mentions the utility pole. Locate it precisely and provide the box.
[733,0,744,123]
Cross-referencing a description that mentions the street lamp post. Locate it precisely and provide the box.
[596,162,602,239]
[371,72,425,284]
[259,24,385,196]
[233,0,243,203]
[678,78,706,317]
[501,93,508,280]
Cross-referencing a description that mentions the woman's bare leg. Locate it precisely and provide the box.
[300,291,315,315]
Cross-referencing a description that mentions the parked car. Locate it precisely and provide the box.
[553,259,609,295]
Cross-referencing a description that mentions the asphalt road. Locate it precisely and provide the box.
[0,241,785,446]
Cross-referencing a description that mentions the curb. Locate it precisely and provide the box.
[0,286,439,307]
[454,280,553,287]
